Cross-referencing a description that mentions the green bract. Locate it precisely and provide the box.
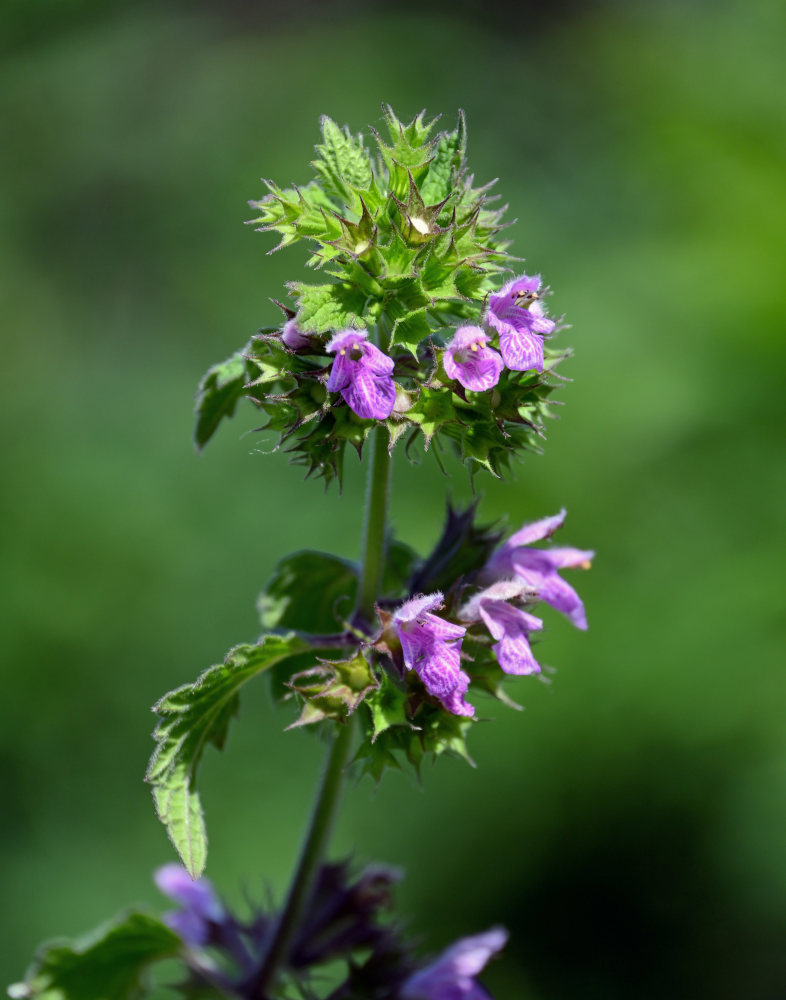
[193,106,568,484]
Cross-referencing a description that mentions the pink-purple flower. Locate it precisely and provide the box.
[443,326,504,392]
[484,510,593,630]
[401,927,508,1000]
[154,863,224,947]
[486,274,555,372]
[393,592,473,717]
[281,319,312,351]
[326,329,396,420]
[461,581,543,676]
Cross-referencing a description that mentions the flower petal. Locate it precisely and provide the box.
[342,369,396,420]
[394,592,444,623]
[506,510,567,548]
[498,327,544,372]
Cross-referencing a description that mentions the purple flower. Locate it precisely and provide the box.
[281,319,312,350]
[486,274,556,372]
[401,927,508,1000]
[154,864,223,947]
[484,510,593,630]
[460,581,543,676]
[326,329,396,420]
[393,592,473,717]
[443,326,504,392]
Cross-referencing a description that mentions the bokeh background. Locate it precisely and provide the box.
[2,0,785,996]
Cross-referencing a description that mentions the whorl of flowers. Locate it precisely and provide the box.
[196,107,567,486]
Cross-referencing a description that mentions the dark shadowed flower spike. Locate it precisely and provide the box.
[401,928,508,1000]
[154,863,224,947]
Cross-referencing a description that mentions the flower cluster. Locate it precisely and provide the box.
[153,862,503,1000]
[382,508,593,720]
[195,109,568,484]
[443,274,556,393]
[276,271,555,423]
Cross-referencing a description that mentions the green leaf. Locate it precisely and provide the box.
[8,912,181,1000]
[147,635,307,877]
[406,387,457,444]
[194,350,249,451]
[258,551,358,633]
[420,110,466,205]
[288,281,370,333]
[312,116,373,206]
[364,673,409,740]
[390,307,433,356]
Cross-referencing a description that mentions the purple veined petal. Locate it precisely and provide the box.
[413,639,464,699]
[492,632,540,676]
[478,601,542,675]
[506,510,567,548]
[439,674,475,718]
[497,274,541,302]
[342,368,396,420]
[513,565,588,630]
[540,547,595,570]
[361,339,396,376]
[327,350,353,393]
[528,300,556,335]
[444,345,504,392]
[535,572,588,630]
[398,626,430,672]
[498,326,544,372]
[326,328,368,354]
[448,326,491,352]
[154,865,223,921]
[394,592,444,623]
[163,908,210,948]
[477,600,543,642]
[459,580,534,621]
[422,613,467,642]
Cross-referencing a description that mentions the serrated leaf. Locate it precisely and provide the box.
[390,307,432,356]
[9,912,181,1000]
[364,674,409,740]
[312,117,373,206]
[288,281,370,333]
[194,351,249,451]
[147,635,307,876]
[258,551,358,633]
[406,387,457,444]
[420,111,466,205]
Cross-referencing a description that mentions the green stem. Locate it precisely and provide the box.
[252,417,391,997]
[251,721,354,998]
[355,423,392,624]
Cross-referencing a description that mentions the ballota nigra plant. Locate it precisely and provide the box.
[10,106,593,1000]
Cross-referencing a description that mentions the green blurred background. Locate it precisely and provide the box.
[2,0,785,996]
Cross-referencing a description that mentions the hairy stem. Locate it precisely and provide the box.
[251,721,354,998]
[355,422,392,625]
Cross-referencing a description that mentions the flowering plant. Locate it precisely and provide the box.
[9,107,593,1000]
